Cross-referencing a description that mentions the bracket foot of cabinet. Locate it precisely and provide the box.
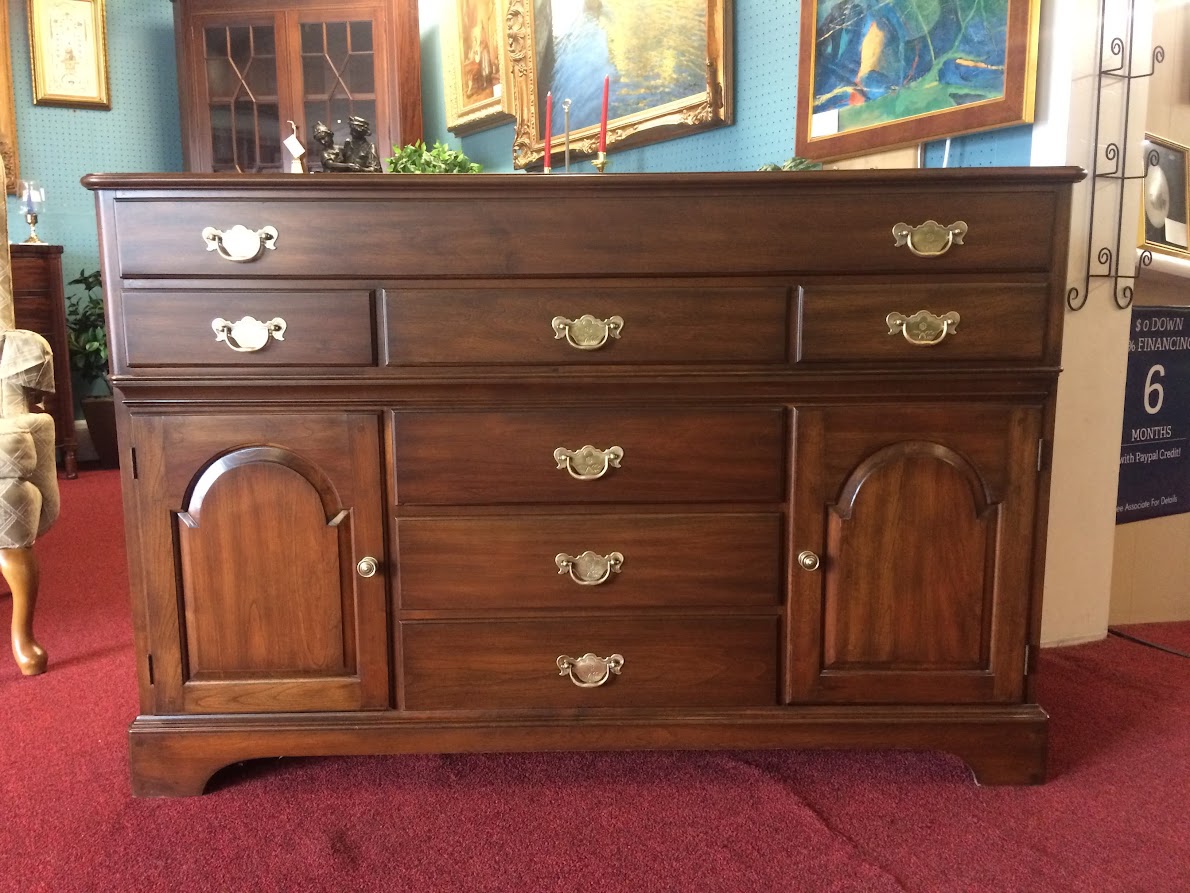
[128,707,1048,796]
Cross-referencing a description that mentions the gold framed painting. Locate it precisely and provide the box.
[795,0,1040,161]
[0,2,19,192]
[1140,134,1190,261]
[507,0,732,170]
[442,0,515,136]
[28,0,111,110]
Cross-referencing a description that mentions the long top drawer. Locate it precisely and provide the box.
[86,169,1082,281]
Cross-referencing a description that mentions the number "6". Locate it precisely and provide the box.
[1144,364,1165,415]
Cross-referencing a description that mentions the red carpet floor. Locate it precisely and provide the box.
[2,469,1189,892]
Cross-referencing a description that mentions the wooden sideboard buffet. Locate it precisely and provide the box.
[10,243,77,478]
[84,168,1082,796]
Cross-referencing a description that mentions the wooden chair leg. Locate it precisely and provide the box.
[0,546,47,676]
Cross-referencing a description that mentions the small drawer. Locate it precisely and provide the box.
[121,290,376,367]
[400,616,779,710]
[386,283,792,366]
[797,282,1052,364]
[393,408,786,505]
[397,513,783,610]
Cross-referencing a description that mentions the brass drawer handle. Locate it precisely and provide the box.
[554,445,623,480]
[797,550,820,571]
[886,310,960,346]
[201,224,279,262]
[891,220,967,257]
[212,316,287,352]
[557,652,624,688]
[555,550,624,585]
[551,314,624,350]
[356,556,378,578]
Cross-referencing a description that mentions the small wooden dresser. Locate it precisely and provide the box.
[85,168,1082,796]
[10,243,77,478]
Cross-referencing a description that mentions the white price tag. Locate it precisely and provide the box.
[283,133,305,158]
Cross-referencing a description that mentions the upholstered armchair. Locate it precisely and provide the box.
[0,157,60,676]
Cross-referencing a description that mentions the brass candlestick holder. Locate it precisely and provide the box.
[23,212,44,244]
[591,151,608,173]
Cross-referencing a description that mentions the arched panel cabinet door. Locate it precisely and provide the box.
[127,413,387,714]
[788,405,1043,705]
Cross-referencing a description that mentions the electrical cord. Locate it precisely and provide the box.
[1107,627,1190,659]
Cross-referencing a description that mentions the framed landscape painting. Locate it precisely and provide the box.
[442,0,515,135]
[795,0,1040,161]
[507,0,732,170]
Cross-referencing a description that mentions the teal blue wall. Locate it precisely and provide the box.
[6,0,182,288]
[7,0,1032,279]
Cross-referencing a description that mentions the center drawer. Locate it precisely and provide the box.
[400,616,780,710]
[393,408,787,505]
[385,282,792,366]
[396,513,783,609]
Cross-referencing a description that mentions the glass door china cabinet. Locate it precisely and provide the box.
[172,0,422,172]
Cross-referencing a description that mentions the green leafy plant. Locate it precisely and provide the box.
[387,140,483,174]
[757,156,822,172]
[64,268,110,396]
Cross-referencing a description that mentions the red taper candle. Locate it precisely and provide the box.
[543,91,553,171]
[598,75,609,152]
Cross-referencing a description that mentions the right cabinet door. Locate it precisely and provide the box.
[789,404,1043,704]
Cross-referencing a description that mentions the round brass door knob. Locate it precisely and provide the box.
[797,550,820,571]
[356,556,379,578]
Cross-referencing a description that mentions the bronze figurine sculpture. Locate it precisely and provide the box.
[312,117,381,173]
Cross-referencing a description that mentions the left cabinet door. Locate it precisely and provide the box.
[128,412,389,714]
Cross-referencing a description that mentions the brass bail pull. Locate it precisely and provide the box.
[212,316,288,352]
[556,653,624,688]
[891,220,967,258]
[886,310,960,346]
[551,314,624,350]
[553,445,624,481]
[555,551,624,585]
[202,224,279,262]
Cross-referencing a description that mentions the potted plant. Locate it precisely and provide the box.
[64,269,118,468]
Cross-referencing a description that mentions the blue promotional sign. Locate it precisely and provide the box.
[1117,306,1190,523]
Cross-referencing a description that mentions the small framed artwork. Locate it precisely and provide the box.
[442,0,515,136]
[795,0,1040,161]
[28,0,111,110]
[1141,134,1190,260]
[507,0,732,170]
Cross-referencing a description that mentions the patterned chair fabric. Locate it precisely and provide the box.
[0,155,59,548]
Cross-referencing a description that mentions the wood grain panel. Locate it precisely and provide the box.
[101,172,1075,279]
[393,409,786,505]
[822,448,992,671]
[386,283,791,366]
[797,282,1052,365]
[122,290,375,366]
[396,513,783,609]
[401,616,780,710]
[179,457,350,677]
